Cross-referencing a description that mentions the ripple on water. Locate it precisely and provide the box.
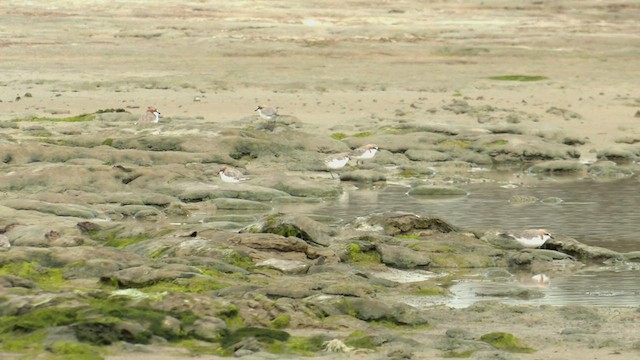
[396,266,640,309]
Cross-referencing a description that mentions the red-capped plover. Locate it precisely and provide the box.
[255,105,278,121]
[501,229,553,248]
[137,106,161,124]
[324,153,351,179]
[350,144,379,164]
[218,166,247,183]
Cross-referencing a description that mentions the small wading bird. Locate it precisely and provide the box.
[500,229,553,248]
[349,144,379,165]
[218,166,247,183]
[255,105,278,122]
[324,153,351,179]
[136,106,161,124]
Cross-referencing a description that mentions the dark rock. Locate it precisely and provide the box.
[528,160,587,174]
[340,169,387,183]
[363,212,458,235]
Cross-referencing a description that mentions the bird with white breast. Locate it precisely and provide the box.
[137,106,161,124]
[218,166,247,183]
[500,229,553,248]
[324,153,350,179]
[350,144,379,165]
[255,105,278,121]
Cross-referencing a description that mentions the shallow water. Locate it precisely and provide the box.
[297,177,640,253]
[394,265,640,308]
[276,176,640,307]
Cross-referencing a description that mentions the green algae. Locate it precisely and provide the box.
[16,113,97,123]
[282,335,326,355]
[438,139,471,149]
[270,314,291,329]
[345,330,377,349]
[413,286,446,296]
[330,132,347,140]
[344,243,381,265]
[444,350,475,358]
[49,341,103,360]
[480,332,535,353]
[0,329,47,352]
[0,261,65,290]
[220,327,290,348]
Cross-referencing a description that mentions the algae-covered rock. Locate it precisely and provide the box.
[479,332,535,353]
[334,298,430,326]
[407,185,467,197]
[242,213,335,247]
[375,243,431,269]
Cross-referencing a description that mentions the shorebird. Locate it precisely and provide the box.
[500,229,553,248]
[255,105,278,121]
[324,153,351,179]
[137,106,161,124]
[218,166,247,183]
[349,144,379,165]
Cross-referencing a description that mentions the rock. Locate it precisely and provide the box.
[407,185,467,197]
[470,134,580,163]
[257,176,342,198]
[335,298,430,326]
[363,212,458,235]
[191,316,227,342]
[228,233,311,260]
[242,213,335,247]
[544,236,623,263]
[476,286,545,300]
[0,199,98,218]
[527,160,587,174]
[0,274,36,288]
[588,160,635,178]
[546,106,582,120]
[404,149,451,162]
[177,182,289,202]
[0,234,10,247]
[100,265,206,288]
[596,146,638,163]
[375,244,431,269]
[211,198,272,211]
[340,169,386,183]
[256,258,309,274]
[261,284,317,299]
